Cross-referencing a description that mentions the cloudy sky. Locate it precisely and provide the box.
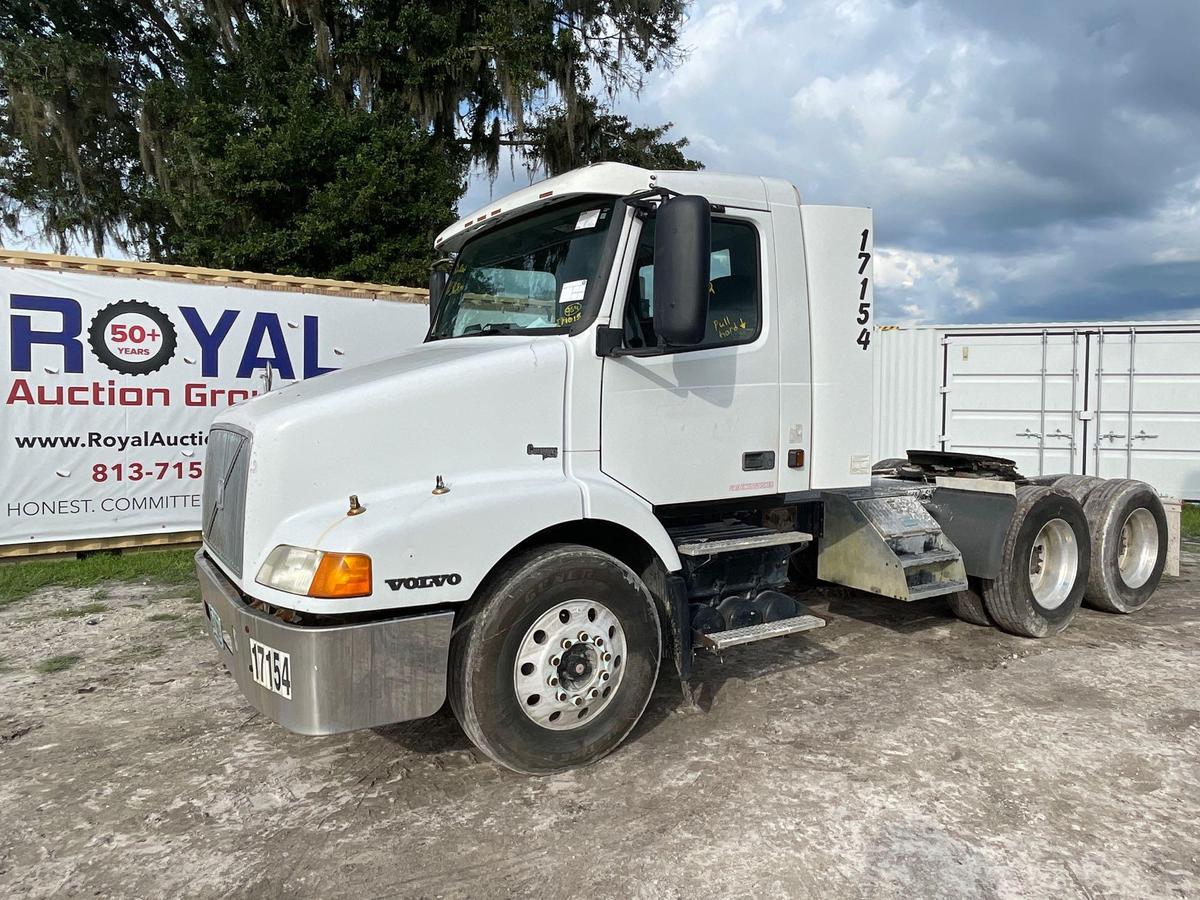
[464,0,1200,325]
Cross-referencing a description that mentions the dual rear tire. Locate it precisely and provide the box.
[948,478,1168,636]
[977,486,1091,637]
[1082,479,1167,613]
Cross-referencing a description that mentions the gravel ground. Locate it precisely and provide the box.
[0,554,1197,899]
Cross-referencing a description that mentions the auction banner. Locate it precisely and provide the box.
[1,265,428,548]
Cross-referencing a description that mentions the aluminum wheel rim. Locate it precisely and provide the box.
[1117,507,1158,589]
[513,599,627,731]
[1028,518,1079,610]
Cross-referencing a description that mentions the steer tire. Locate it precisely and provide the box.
[947,578,992,627]
[448,543,661,775]
[1081,479,1167,614]
[1051,474,1105,505]
[981,485,1091,638]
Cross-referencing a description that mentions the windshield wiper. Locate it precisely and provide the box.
[457,322,521,338]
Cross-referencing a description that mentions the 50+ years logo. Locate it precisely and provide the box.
[87,300,178,376]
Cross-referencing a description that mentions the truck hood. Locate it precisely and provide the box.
[212,336,570,585]
[219,337,557,426]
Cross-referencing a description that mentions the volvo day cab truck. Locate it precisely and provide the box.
[196,163,1174,774]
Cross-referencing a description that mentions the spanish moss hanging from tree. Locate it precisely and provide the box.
[0,1,701,284]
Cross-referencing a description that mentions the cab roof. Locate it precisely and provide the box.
[435,162,797,252]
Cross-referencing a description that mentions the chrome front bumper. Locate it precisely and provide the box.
[195,550,454,735]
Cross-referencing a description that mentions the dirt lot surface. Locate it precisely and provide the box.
[1,554,1198,899]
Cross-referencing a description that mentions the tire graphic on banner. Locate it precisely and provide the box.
[88,300,178,375]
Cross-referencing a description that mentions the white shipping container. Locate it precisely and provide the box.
[873,322,1200,501]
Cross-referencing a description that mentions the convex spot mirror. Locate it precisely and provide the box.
[652,195,712,346]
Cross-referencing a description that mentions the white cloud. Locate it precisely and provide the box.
[606,0,1200,322]
[455,0,1200,323]
[874,247,985,322]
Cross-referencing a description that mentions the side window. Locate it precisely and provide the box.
[622,217,761,351]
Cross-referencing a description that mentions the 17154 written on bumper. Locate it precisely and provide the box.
[195,550,454,735]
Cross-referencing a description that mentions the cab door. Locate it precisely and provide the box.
[600,209,779,506]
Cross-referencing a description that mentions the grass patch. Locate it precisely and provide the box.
[113,644,165,665]
[147,611,181,622]
[36,654,82,674]
[0,549,195,608]
[1183,503,1200,541]
[47,602,108,620]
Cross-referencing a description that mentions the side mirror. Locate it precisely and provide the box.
[653,195,711,346]
[428,268,448,326]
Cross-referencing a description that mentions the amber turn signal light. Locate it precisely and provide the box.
[308,552,372,598]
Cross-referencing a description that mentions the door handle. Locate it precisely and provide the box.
[1132,429,1159,440]
[1016,427,1041,439]
[1099,430,1125,442]
[742,451,776,471]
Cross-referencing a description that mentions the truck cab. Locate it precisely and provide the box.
[196,163,1172,774]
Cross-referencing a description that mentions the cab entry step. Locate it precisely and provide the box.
[674,525,812,557]
[698,613,826,651]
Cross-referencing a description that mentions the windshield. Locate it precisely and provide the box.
[429,197,619,339]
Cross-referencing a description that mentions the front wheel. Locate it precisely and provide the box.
[448,543,661,775]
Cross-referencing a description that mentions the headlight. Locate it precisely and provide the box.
[257,545,372,599]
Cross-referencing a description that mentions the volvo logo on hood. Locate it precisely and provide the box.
[386,573,462,591]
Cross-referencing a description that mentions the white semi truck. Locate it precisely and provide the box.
[196,163,1172,774]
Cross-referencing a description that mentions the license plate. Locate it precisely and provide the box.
[248,638,293,700]
[206,604,223,650]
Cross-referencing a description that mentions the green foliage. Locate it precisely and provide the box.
[0,549,196,607]
[0,1,700,283]
[112,643,165,664]
[0,0,169,255]
[1183,503,1200,541]
[527,98,703,175]
[157,98,463,285]
[36,654,82,674]
[46,601,108,620]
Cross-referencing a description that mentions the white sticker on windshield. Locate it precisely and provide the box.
[560,279,588,304]
[575,209,602,230]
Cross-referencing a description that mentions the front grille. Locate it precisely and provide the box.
[202,426,250,577]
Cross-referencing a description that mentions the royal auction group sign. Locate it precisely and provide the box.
[1,264,427,548]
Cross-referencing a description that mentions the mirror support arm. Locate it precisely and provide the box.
[427,255,456,327]
[595,325,624,357]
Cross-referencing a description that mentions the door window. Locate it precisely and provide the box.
[622,217,761,351]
